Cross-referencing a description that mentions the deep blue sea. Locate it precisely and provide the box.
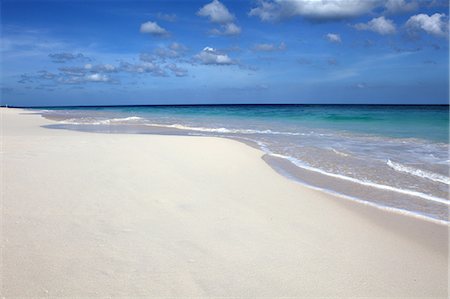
[36,105,449,223]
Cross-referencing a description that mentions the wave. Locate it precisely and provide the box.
[387,160,450,185]
[57,118,311,136]
[60,116,143,125]
[267,152,450,206]
[144,123,307,136]
[277,173,449,226]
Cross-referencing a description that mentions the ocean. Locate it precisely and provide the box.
[35,105,449,224]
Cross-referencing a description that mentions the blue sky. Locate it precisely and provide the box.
[1,0,449,106]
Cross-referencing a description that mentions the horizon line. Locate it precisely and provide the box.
[2,103,449,109]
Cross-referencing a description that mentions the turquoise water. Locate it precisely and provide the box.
[37,105,449,223]
[44,104,448,141]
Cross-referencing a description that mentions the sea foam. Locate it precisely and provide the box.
[387,160,450,185]
[268,153,449,206]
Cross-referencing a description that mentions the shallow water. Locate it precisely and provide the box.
[35,105,449,223]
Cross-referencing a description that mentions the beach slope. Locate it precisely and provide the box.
[1,108,448,297]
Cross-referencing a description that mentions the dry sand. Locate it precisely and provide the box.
[1,108,448,298]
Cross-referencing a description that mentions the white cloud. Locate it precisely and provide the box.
[223,23,241,35]
[385,0,417,13]
[194,47,235,65]
[86,73,111,82]
[140,21,169,36]
[210,22,242,36]
[197,0,234,23]
[354,16,397,35]
[55,73,114,84]
[249,0,378,21]
[406,13,449,37]
[252,42,286,51]
[83,63,118,73]
[325,33,341,43]
[198,0,241,36]
[249,1,279,21]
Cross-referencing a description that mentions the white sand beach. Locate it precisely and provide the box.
[1,108,448,297]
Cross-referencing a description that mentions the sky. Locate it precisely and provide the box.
[1,0,449,106]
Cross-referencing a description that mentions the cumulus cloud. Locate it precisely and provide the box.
[353,16,397,35]
[48,52,90,63]
[197,0,234,23]
[385,0,418,13]
[252,42,286,51]
[140,21,169,36]
[210,22,242,36]
[198,0,241,36]
[325,33,341,43]
[406,13,449,37]
[249,0,378,21]
[194,47,235,65]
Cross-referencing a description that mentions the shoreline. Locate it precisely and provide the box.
[39,109,449,225]
[264,154,450,226]
[2,107,448,297]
